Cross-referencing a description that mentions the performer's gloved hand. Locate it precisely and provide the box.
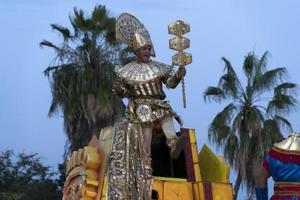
[176,67,186,79]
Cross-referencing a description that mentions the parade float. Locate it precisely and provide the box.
[62,13,234,200]
[63,128,233,200]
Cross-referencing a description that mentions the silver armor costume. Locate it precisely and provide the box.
[107,60,182,200]
[115,60,181,124]
[107,13,183,200]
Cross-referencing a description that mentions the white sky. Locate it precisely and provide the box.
[1,0,300,198]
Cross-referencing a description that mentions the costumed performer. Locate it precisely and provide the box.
[256,133,300,200]
[106,13,187,200]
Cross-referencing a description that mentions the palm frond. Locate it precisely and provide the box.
[208,103,236,147]
[91,5,109,33]
[43,64,72,77]
[209,125,231,148]
[219,57,243,99]
[224,134,239,166]
[274,82,297,95]
[267,93,298,114]
[242,52,257,80]
[42,6,126,151]
[104,18,117,45]
[51,24,72,40]
[262,119,283,146]
[274,115,293,132]
[253,67,287,94]
[39,40,59,50]
[71,8,89,32]
[246,106,265,133]
[203,86,226,103]
[256,51,269,73]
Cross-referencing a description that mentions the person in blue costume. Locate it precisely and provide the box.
[255,133,300,200]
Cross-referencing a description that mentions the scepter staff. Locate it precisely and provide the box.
[168,20,192,108]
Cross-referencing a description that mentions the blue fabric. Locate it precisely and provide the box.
[266,155,300,182]
[255,187,268,200]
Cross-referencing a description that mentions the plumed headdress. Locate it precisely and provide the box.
[116,13,156,57]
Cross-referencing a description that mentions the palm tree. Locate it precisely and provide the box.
[41,5,125,152]
[203,51,298,199]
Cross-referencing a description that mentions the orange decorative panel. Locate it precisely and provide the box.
[163,182,193,200]
[153,180,164,200]
[211,183,233,200]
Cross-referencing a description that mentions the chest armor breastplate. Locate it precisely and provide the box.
[115,60,171,99]
[129,78,165,99]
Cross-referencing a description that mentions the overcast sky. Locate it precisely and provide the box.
[1,0,300,198]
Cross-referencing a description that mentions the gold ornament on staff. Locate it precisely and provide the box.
[168,20,192,108]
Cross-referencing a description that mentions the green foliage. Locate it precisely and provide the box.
[0,150,62,200]
[41,5,125,152]
[203,51,298,198]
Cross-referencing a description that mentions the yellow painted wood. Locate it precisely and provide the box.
[83,146,100,169]
[86,169,98,180]
[197,182,205,200]
[191,143,199,163]
[85,191,97,198]
[154,176,187,182]
[82,184,97,193]
[211,183,234,200]
[76,148,83,166]
[101,176,107,196]
[81,197,94,200]
[86,179,99,187]
[193,183,200,200]
[199,144,230,183]
[189,129,196,144]
[99,126,113,156]
[194,163,202,182]
[153,180,164,200]
[163,182,193,200]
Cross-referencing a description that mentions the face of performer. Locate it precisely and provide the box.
[135,45,151,63]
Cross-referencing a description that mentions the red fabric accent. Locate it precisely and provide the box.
[268,148,300,164]
[271,196,300,200]
[274,182,300,190]
[263,160,270,171]
[181,128,195,182]
[203,182,213,200]
[274,184,300,191]
[272,182,300,199]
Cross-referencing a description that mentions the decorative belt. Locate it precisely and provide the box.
[130,98,171,108]
[274,182,300,196]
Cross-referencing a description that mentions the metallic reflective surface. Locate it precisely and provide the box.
[116,13,155,56]
[274,133,300,151]
[107,121,152,200]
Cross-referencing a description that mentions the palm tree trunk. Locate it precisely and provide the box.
[234,171,242,200]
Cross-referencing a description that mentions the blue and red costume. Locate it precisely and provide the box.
[256,143,300,200]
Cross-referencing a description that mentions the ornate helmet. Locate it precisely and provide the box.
[274,132,300,151]
[116,13,156,57]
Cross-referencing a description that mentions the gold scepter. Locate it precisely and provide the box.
[168,20,192,108]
